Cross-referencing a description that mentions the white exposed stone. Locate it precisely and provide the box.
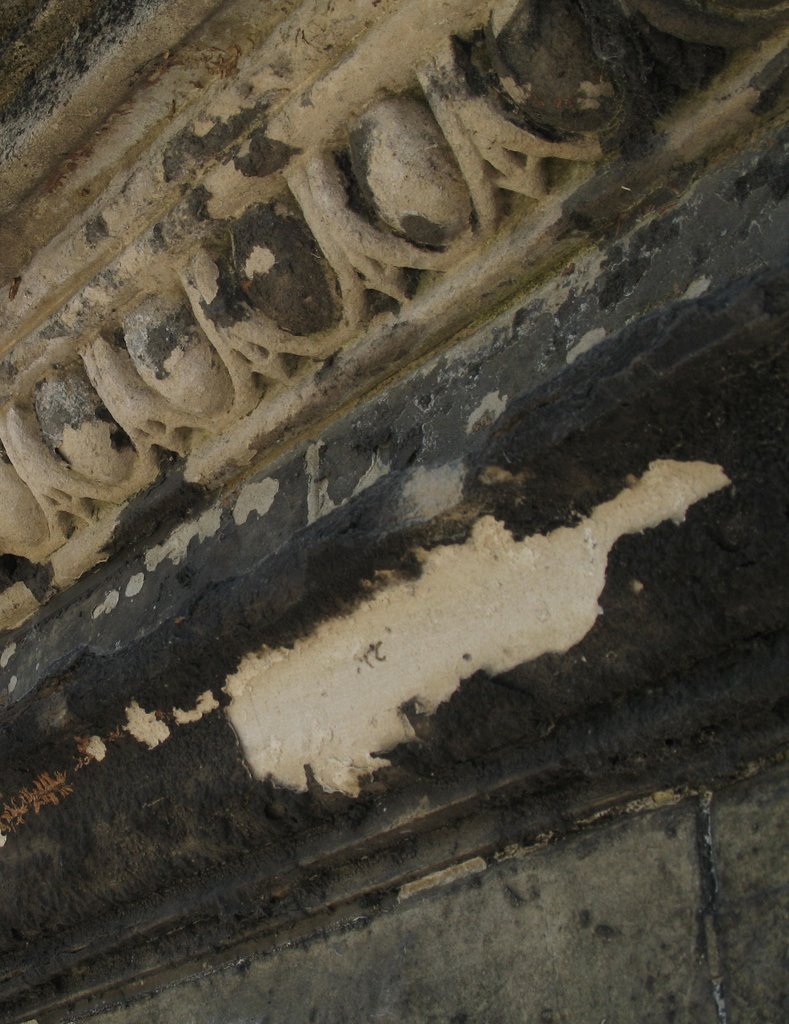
[85,735,107,762]
[125,572,145,598]
[400,463,465,522]
[353,450,390,497]
[145,508,222,572]
[193,253,220,304]
[173,690,220,725]
[0,583,38,631]
[567,326,607,364]
[398,856,487,901]
[225,460,728,796]
[0,643,16,669]
[353,96,472,244]
[0,462,48,556]
[466,391,507,433]
[124,701,171,749]
[306,441,336,524]
[232,478,280,526]
[92,589,119,619]
[243,245,277,277]
[683,276,712,300]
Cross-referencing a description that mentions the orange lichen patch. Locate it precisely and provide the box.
[1,770,74,833]
[20,770,74,814]
[0,798,29,832]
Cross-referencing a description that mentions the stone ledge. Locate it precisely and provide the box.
[0,0,786,634]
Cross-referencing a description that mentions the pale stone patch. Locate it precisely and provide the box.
[192,119,216,138]
[233,478,280,526]
[193,252,220,304]
[399,857,487,901]
[244,245,276,277]
[124,701,171,749]
[173,690,220,725]
[466,390,507,433]
[305,446,389,526]
[125,572,145,598]
[92,589,119,619]
[224,459,728,797]
[85,735,107,762]
[353,449,390,497]
[306,441,336,524]
[1,643,16,668]
[400,463,464,521]
[145,508,222,572]
[581,81,615,98]
[683,276,712,300]
[8,676,17,694]
[489,0,521,38]
[567,326,607,364]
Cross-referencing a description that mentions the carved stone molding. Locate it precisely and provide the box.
[0,0,787,632]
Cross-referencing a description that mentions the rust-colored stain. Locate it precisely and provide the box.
[7,276,20,301]
[0,728,125,837]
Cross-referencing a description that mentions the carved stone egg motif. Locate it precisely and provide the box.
[349,97,472,247]
[489,0,620,134]
[124,299,233,417]
[35,369,135,486]
[0,448,48,555]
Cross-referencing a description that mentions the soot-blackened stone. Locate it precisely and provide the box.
[234,128,299,177]
[624,0,788,48]
[124,304,197,380]
[489,0,621,134]
[230,203,340,336]
[200,252,252,328]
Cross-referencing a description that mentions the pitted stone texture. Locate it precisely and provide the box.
[624,0,789,47]
[712,763,789,1024]
[80,804,717,1024]
[123,299,233,417]
[230,202,341,335]
[0,458,48,556]
[489,0,621,133]
[349,97,472,247]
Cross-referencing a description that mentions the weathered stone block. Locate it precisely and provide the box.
[81,804,717,1024]
[713,764,789,1024]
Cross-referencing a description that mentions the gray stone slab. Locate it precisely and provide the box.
[713,763,789,1024]
[81,803,716,1024]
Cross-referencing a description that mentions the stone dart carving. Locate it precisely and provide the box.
[0,443,49,561]
[1,367,155,537]
[288,150,457,328]
[419,40,603,231]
